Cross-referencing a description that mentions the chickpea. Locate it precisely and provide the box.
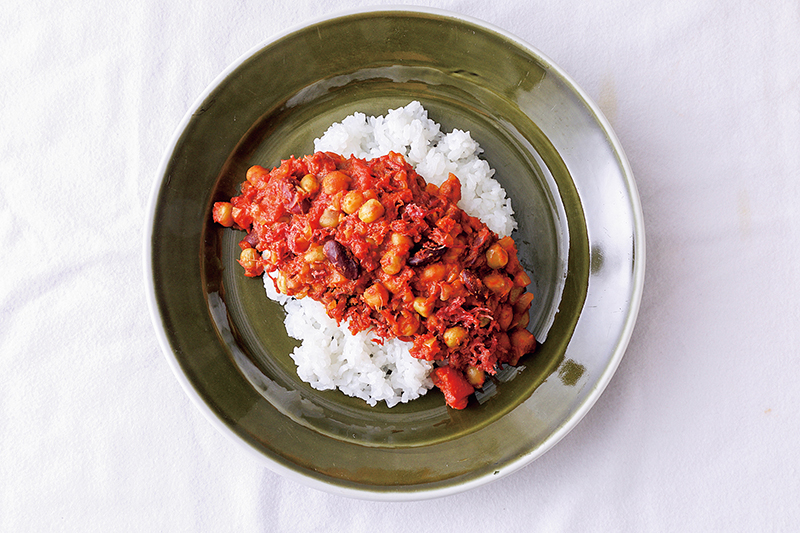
[394,313,420,336]
[329,271,348,286]
[443,326,468,348]
[412,296,434,318]
[498,305,514,330]
[380,250,404,275]
[299,173,319,194]
[485,243,509,269]
[212,202,234,227]
[390,232,413,248]
[514,292,534,313]
[328,192,342,212]
[287,276,303,291]
[483,273,513,297]
[382,275,406,295]
[508,286,524,305]
[318,207,341,228]
[443,246,462,263]
[510,328,536,359]
[322,170,351,195]
[304,244,325,263]
[239,247,259,267]
[420,262,446,283]
[341,190,365,214]
[246,165,269,185]
[446,264,461,283]
[275,271,289,294]
[358,198,385,223]
[439,282,454,301]
[466,366,485,388]
[290,233,309,253]
[294,287,309,300]
[439,173,462,203]
[450,279,465,297]
[515,310,530,329]
[363,282,389,310]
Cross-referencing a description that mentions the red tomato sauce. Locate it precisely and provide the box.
[213,151,536,408]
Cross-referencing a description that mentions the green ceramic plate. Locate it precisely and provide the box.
[144,7,644,500]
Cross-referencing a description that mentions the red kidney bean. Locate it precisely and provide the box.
[243,231,259,248]
[460,269,483,294]
[289,197,311,214]
[407,244,447,267]
[323,240,359,280]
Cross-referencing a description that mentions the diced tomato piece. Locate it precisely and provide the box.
[432,366,474,410]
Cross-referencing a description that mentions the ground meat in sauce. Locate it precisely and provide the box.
[212,151,537,409]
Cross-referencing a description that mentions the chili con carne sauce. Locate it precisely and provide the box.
[213,151,536,409]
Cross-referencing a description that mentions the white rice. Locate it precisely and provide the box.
[263,101,517,407]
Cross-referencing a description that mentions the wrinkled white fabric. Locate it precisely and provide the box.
[2,1,798,531]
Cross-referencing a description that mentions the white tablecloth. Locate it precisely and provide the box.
[2,0,798,530]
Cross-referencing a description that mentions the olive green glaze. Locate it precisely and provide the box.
[558,360,587,387]
[147,9,643,498]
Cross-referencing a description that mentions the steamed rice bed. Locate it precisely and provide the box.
[264,102,517,407]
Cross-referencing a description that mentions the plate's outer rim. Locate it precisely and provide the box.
[143,5,645,502]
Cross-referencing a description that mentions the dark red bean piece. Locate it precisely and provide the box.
[460,269,483,294]
[289,197,311,214]
[463,227,493,267]
[242,231,259,248]
[407,244,447,267]
[323,240,359,280]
